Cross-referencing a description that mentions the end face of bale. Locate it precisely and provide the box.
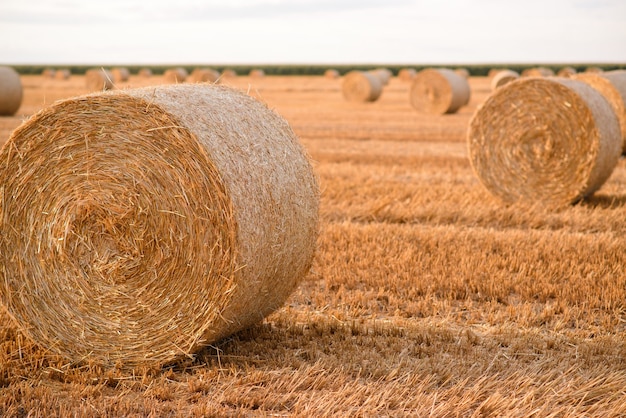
[409,68,470,114]
[467,77,621,206]
[341,70,383,102]
[0,66,23,116]
[0,84,319,370]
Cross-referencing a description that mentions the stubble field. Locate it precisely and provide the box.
[0,72,625,416]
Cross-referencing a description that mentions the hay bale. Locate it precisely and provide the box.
[188,68,220,83]
[163,67,188,83]
[341,70,383,102]
[521,67,555,77]
[324,69,339,79]
[490,69,519,90]
[585,66,604,74]
[249,69,265,78]
[0,84,319,368]
[42,68,56,78]
[488,68,505,78]
[368,68,392,85]
[138,68,152,78]
[111,67,130,82]
[409,68,470,114]
[467,77,621,206]
[54,69,71,80]
[398,68,417,81]
[0,66,23,116]
[557,66,577,78]
[85,68,114,91]
[572,70,626,153]
[221,69,237,78]
[455,68,470,79]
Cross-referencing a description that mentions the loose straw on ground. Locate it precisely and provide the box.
[0,84,319,369]
[573,70,626,153]
[0,66,23,116]
[491,70,519,90]
[341,70,383,102]
[164,68,188,83]
[467,77,621,206]
[409,68,470,114]
[85,68,114,91]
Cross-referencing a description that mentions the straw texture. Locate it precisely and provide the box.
[341,71,383,102]
[409,68,470,114]
[85,69,114,91]
[0,66,23,116]
[491,70,519,91]
[468,78,621,206]
[572,71,626,153]
[164,68,188,83]
[188,68,220,83]
[0,84,319,369]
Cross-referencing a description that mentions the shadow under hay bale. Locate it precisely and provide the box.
[0,84,319,369]
[409,68,470,114]
[341,70,383,103]
[0,66,23,116]
[467,78,621,206]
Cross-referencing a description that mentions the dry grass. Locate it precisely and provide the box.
[0,73,625,416]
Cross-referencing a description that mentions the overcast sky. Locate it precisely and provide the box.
[0,0,624,65]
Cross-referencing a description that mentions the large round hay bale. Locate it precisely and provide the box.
[368,68,392,85]
[398,68,417,81]
[468,78,621,206]
[324,69,339,79]
[0,66,23,116]
[557,66,577,78]
[341,70,383,102]
[409,68,470,114]
[572,71,626,153]
[249,69,265,78]
[163,67,188,83]
[85,68,114,91]
[0,84,319,369]
[521,67,555,77]
[221,69,237,78]
[585,66,604,74]
[188,68,220,83]
[455,68,470,79]
[138,68,152,78]
[111,67,130,82]
[490,69,519,90]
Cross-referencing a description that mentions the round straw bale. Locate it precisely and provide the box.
[490,69,519,91]
[398,68,417,81]
[163,67,188,83]
[249,69,265,78]
[85,68,114,91]
[572,70,626,153]
[188,68,220,83]
[455,68,470,79]
[521,67,555,77]
[409,68,470,114]
[221,69,237,78]
[488,68,505,78]
[368,68,392,85]
[42,68,56,78]
[54,69,71,80]
[324,69,339,79]
[468,77,621,206]
[111,67,130,82]
[557,66,577,78]
[585,66,604,74]
[341,70,383,102]
[138,68,152,78]
[0,84,319,368]
[0,66,23,116]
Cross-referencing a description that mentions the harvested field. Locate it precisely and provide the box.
[0,73,625,416]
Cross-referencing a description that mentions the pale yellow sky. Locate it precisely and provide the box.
[0,0,624,64]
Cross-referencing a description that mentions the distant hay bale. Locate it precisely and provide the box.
[572,70,626,153]
[54,69,71,80]
[490,70,519,90]
[585,66,604,74]
[341,70,383,102]
[488,68,505,78]
[557,66,577,78]
[468,77,621,206]
[42,68,56,78]
[249,69,265,78]
[188,68,220,83]
[163,67,188,83]
[324,69,340,79]
[221,69,237,78]
[368,68,392,85]
[0,84,319,369]
[85,68,114,91]
[455,68,470,79]
[398,68,417,81]
[111,67,130,82]
[521,67,555,77]
[409,68,470,114]
[0,66,23,116]
[138,68,152,78]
